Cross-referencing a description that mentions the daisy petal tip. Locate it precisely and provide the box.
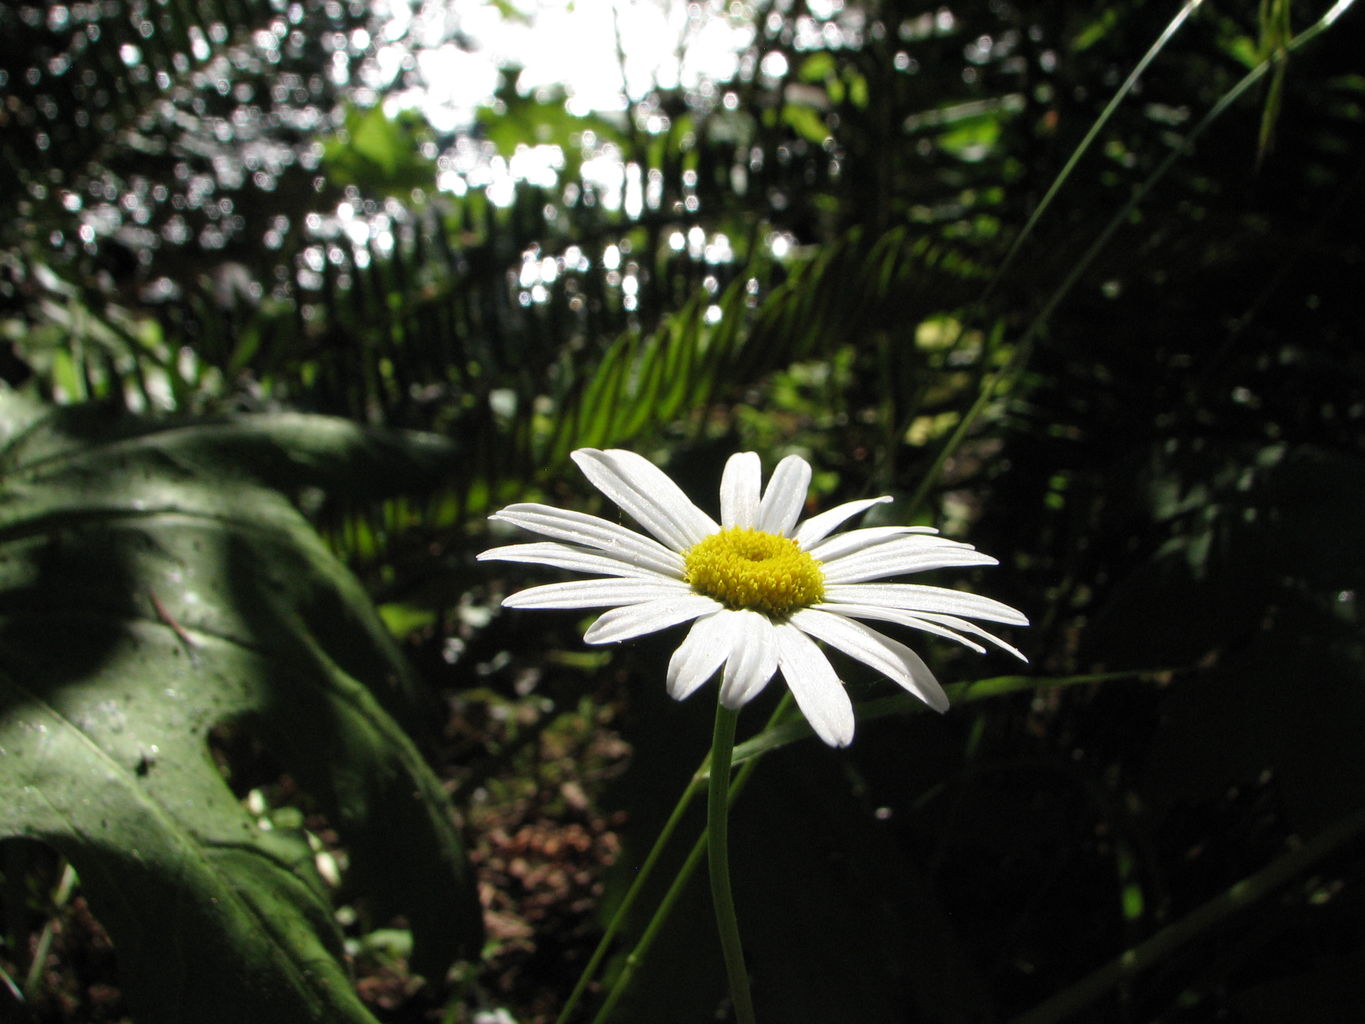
[823,722,855,748]
[500,588,557,609]
[568,448,609,478]
[582,609,637,644]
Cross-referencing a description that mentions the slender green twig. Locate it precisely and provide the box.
[731,669,1171,767]
[556,771,707,1024]
[23,861,77,997]
[909,0,1358,518]
[0,963,24,1009]
[1013,803,1365,1023]
[985,0,1206,303]
[589,816,712,1024]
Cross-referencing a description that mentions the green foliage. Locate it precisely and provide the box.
[0,0,369,304]
[2,0,1365,1019]
[1084,441,1365,831]
[324,106,440,199]
[476,81,628,181]
[0,393,480,1022]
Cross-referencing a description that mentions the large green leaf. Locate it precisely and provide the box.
[0,393,481,1022]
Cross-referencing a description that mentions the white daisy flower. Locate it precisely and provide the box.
[478,449,1027,747]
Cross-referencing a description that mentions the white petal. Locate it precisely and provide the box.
[572,449,719,551]
[815,601,1032,658]
[823,584,1028,625]
[900,611,1029,662]
[806,526,930,562]
[718,610,779,708]
[820,538,997,584]
[489,503,684,576]
[773,622,855,747]
[479,542,678,580]
[793,496,897,548]
[756,454,812,536]
[719,452,761,529]
[583,594,720,644]
[790,609,948,712]
[818,603,988,652]
[504,578,689,609]
[667,612,733,700]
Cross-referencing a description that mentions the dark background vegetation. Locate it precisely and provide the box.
[2,0,1363,1021]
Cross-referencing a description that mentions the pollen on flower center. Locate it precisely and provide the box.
[683,527,825,618]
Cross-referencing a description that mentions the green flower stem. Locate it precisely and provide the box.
[582,694,792,1024]
[572,671,1189,1023]
[577,671,1156,1022]
[707,702,756,1024]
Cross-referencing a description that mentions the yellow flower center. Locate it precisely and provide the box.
[683,527,825,619]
